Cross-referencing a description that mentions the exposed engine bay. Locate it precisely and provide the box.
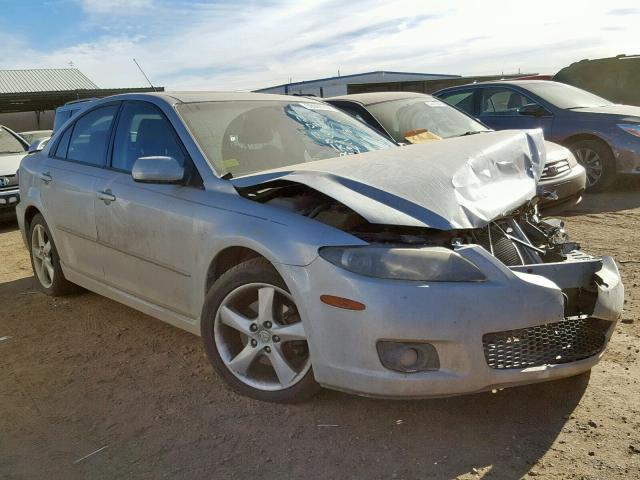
[239,181,580,266]
[239,181,603,319]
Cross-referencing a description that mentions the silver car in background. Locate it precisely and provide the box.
[17,92,623,402]
[0,125,28,220]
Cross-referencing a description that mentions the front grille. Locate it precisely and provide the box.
[0,174,18,192]
[541,159,571,179]
[483,317,610,369]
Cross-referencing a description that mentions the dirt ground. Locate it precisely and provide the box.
[1,182,639,480]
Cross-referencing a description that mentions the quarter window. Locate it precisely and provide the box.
[480,88,535,115]
[112,102,185,172]
[53,127,72,158]
[67,105,118,166]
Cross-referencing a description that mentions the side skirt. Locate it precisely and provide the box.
[63,265,201,336]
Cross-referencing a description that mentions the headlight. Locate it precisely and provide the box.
[618,124,640,138]
[318,246,485,282]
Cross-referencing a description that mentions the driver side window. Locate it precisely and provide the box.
[111,102,185,173]
[480,88,535,116]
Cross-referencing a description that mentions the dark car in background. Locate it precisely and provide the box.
[326,92,586,213]
[52,98,97,133]
[434,80,640,191]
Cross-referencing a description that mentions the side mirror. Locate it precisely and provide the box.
[28,138,49,153]
[518,103,548,117]
[131,156,185,184]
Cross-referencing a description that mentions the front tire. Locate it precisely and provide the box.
[201,258,320,403]
[569,139,616,192]
[28,214,78,296]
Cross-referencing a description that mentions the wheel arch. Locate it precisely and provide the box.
[562,132,614,153]
[24,205,42,234]
[205,246,266,295]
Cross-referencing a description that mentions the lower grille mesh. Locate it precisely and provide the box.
[483,318,610,369]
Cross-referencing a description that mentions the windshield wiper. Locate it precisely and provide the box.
[458,130,486,137]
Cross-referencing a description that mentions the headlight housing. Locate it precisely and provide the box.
[618,123,640,138]
[318,246,486,282]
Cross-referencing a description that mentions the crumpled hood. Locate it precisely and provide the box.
[0,152,25,176]
[232,129,546,230]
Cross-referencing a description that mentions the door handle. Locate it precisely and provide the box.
[96,189,116,204]
[38,171,52,184]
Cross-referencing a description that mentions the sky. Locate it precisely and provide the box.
[0,0,638,91]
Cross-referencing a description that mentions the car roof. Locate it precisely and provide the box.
[439,80,560,91]
[105,91,328,105]
[326,91,430,106]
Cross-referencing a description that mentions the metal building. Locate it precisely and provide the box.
[254,71,459,97]
[0,68,161,131]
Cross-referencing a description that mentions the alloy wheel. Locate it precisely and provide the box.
[31,224,54,288]
[575,147,603,187]
[213,283,311,391]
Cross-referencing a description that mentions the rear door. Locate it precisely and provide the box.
[476,86,553,135]
[94,100,199,317]
[38,104,119,280]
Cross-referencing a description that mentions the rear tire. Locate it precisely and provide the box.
[201,258,320,403]
[569,139,616,192]
[28,214,78,296]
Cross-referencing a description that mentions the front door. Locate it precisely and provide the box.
[94,101,198,317]
[477,87,554,136]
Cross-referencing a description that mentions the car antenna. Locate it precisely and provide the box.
[133,58,158,92]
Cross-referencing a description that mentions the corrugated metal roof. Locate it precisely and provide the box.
[254,70,459,92]
[0,68,98,94]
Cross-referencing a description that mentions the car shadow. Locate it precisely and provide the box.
[0,217,19,233]
[0,275,38,294]
[562,176,640,216]
[310,374,588,478]
[0,267,589,479]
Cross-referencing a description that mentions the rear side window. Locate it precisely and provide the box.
[111,102,185,172]
[439,90,475,115]
[67,105,118,166]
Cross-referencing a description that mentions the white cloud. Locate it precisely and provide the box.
[1,0,638,91]
[78,0,152,14]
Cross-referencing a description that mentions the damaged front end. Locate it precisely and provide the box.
[232,130,623,377]
[241,178,621,314]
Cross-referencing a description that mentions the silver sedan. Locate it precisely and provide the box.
[17,92,624,402]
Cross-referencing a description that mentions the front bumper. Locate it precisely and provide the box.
[611,132,640,175]
[0,188,19,219]
[281,245,623,398]
[538,164,586,215]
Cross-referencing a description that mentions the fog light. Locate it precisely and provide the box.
[399,348,419,368]
[376,341,440,373]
